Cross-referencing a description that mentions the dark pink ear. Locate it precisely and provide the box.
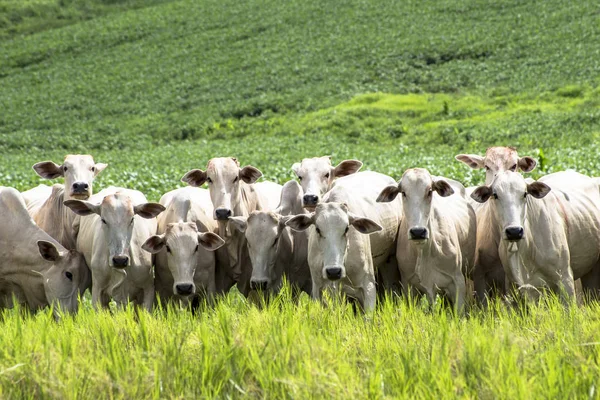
[376,185,401,203]
[333,160,362,177]
[142,235,165,254]
[134,203,165,219]
[527,182,551,199]
[432,180,454,197]
[181,169,208,187]
[33,161,63,179]
[455,154,485,169]
[239,166,262,183]
[518,157,537,172]
[471,186,493,203]
[285,214,314,231]
[38,240,61,262]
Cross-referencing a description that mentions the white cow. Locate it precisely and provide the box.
[292,156,362,210]
[0,187,88,313]
[24,155,108,250]
[471,171,600,302]
[377,169,476,312]
[228,180,311,295]
[181,157,282,296]
[455,147,537,302]
[142,187,225,305]
[64,187,164,311]
[286,172,401,311]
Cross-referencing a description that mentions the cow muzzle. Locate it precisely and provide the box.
[70,182,91,199]
[409,227,428,241]
[112,255,129,269]
[250,279,269,291]
[215,208,232,221]
[324,265,344,281]
[175,282,195,296]
[303,194,319,209]
[505,226,524,241]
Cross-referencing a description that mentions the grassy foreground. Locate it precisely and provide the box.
[1,294,599,399]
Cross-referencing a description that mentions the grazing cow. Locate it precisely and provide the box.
[64,187,164,311]
[142,187,225,305]
[181,157,281,296]
[292,156,363,210]
[228,180,312,295]
[25,155,108,250]
[0,187,88,314]
[471,171,600,302]
[286,172,401,312]
[455,147,537,302]
[377,169,476,312]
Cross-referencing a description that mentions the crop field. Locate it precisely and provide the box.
[1,0,600,397]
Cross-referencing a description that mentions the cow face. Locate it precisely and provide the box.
[37,240,88,314]
[142,222,224,296]
[64,194,164,268]
[471,171,550,241]
[286,202,381,281]
[229,212,287,291]
[181,158,262,221]
[455,147,536,185]
[377,168,454,242]
[33,155,108,200]
[291,157,362,210]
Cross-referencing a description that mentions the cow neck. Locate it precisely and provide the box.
[37,185,79,250]
[0,256,50,310]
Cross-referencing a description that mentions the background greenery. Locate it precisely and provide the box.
[1,0,599,397]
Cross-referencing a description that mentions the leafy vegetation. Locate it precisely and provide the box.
[1,0,600,397]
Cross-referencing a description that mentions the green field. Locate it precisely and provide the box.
[1,0,600,397]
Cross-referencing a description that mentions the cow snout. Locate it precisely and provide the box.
[325,266,343,280]
[72,182,89,193]
[112,255,129,268]
[215,208,232,220]
[409,227,428,240]
[175,283,194,296]
[303,194,319,207]
[505,226,524,241]
[250,279,269,291]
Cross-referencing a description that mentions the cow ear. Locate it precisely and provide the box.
[63,200,101,216]
[228,216,248,233]
[142,235,165,254]
[527,182,551,199]
[198,232,225,251]
[134,203,165,219]
[471,186,493,203]
[181,169,207,187]
[348,213,382,234]
[33,161,63,179]
[333,160,363,177]
[455,154,485,169]
[518,157,537,173]
[239,166,262,184]
[377,184,401,203]
[286,214,314,231]
[94,163,108,176]
[432,180,454,197]
[38,240,61,262]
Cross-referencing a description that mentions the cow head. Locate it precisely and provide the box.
[291,156,362,211]
[377,168,454,242]
[471,171,550,241]
[37,240,88,314]
[229,212,289,291]
[142,222,224,296]
[286,202,381,281]
[33,155,108,200]
[455,147,536,185]
[64,193,164,268]
[181,157,262,221]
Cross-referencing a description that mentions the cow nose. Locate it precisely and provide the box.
[325,267,343,280]
[250,280,269,291]
[175,283,194,296]
[72,182,89,193]
[505,226,524,241]
[215,208,232,221]
[112,255,129,268]
[303,194,319,207]
[409,227,428,240]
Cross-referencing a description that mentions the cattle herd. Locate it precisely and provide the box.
[3,146,600,315]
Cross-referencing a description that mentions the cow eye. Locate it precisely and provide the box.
[91,166,95,172]
[233,176,238,183]
[344,226,349,235]
[130,217,134,225]
[428,189,433,196]
[194,244,199,252]
[65,271,73,281]
[316,227,322,236]
[324,173,330,179]
[166,245,172,254]
[101,218,107,225]
[402,192,406,198]
[298,176,303,181]
[493,193,499,200]
[485,166,490,171]
[510,164,517,171]
[63,166,68,172]
[207,177,213,184]
[523,192,528,198]
[273,237,278,247]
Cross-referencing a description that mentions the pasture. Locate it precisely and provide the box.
[1,0,600,397]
